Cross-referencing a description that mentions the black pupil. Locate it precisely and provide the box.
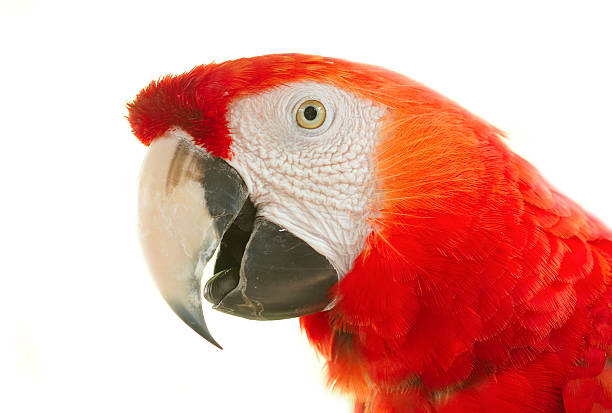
[303,105,318,121]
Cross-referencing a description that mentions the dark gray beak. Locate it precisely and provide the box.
[138,133,338,347]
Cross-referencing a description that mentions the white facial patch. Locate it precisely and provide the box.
[226,82,386,277]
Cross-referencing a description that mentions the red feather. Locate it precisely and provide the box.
[285,54,612,412]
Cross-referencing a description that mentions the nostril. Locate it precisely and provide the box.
[204,268,240,305]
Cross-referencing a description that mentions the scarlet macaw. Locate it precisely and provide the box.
[128,54,612,412]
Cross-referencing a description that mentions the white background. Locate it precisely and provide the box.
[1,1,611,412]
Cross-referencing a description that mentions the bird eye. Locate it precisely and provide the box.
[296,100,326,129]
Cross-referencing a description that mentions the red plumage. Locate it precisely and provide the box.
[128,54,612,412]
[301,117,612,411]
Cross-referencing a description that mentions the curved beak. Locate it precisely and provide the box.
[138,132,338,347]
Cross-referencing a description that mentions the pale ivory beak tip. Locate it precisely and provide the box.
[138,133,222,348]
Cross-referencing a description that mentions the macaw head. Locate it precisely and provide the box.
[128,54,501,348]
